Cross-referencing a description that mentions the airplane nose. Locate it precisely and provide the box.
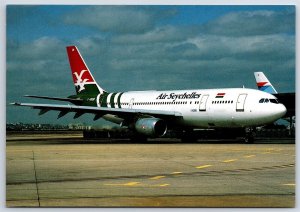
[276,103,287,118]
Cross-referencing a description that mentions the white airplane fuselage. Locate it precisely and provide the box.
[101,87,287,128]
[13,46,287,139]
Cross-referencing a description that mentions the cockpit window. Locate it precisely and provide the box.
[269,99,279,104]
[259,98,279,104]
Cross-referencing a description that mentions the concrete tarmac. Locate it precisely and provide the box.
[6,136,295,207]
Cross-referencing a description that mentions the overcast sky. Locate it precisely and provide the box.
[6,5,295,125]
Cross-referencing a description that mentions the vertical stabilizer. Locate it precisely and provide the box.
[254,72,278,94]
[66,46,105,95]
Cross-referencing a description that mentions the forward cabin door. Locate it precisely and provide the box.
[236,94,247,112]
[199,94,209,111]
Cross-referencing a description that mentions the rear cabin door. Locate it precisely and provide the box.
[199,94,209,111]
[236,94,247,112]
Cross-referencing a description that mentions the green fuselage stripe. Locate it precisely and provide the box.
[117,92,124,108]
[100,92,109,107]
[110,93,117,108]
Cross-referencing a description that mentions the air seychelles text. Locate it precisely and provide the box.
[156,92,201,101]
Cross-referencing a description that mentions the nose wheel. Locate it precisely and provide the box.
[244,127,255,144]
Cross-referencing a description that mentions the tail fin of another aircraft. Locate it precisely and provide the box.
[254,72,277,94]
[66,46,106,95]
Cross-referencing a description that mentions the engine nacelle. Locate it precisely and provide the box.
[135,118,167,137]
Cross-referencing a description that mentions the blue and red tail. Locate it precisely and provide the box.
[254,72,277,94]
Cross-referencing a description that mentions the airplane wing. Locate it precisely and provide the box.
[11,102,183,122]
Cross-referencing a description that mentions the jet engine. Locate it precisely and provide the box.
[135,118,167,137]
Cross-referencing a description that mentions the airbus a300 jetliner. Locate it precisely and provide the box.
[12,46,287,142]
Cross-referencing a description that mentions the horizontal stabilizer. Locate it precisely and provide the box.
[24,95,83,104]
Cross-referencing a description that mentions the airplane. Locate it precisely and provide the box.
[11,46,287,143]
[254,72,295,118]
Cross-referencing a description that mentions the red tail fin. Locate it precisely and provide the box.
[66,46,105,94]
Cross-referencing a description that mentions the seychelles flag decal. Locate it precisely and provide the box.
[216,93,225,98]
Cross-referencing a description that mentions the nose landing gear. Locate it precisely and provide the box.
[244,127,255,144]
